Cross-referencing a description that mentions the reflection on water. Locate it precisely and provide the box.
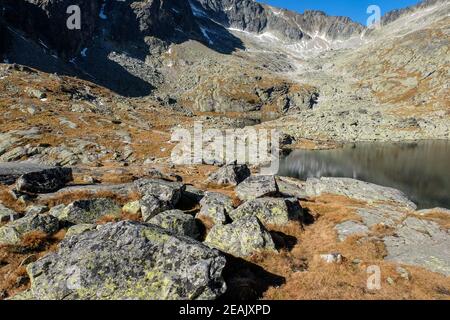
[278,141,450,209]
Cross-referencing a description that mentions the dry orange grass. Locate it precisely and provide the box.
[244,195,450,300]
[43,190,141,207]
[0,229,66,299]
[0,186,25,213]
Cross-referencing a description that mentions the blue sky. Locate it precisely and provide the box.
[258,0,423,25]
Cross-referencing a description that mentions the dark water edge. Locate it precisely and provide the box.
[277,140,450,209]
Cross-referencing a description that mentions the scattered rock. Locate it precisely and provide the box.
[275,176,308,199]
[140,195,171,222]
[235,175,279,201]
[25,205,49,216]
[22,221,226,300]
[396,266,410,280]
[48,204,66,220]
[122,201,141,215]
[0,213,59,245]
[319,253,343,264]
[65,224,96,238]
[196,192,234,226]
[148,210,200,239]
[135,178,185,206]
[229,197,302,226]
[335,220,369,241]
[205,216,276,258]
[0,163,55,185]
[16,167,73,194]
[0,203,20,222]
[59,198,122,225]
[207,164,251,186]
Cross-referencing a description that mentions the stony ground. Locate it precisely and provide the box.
[0,160,449,300]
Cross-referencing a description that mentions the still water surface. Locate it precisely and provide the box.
[278,141,450,209]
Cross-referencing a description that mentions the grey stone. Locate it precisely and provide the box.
[65,224,96,238]
[21,221,226,300]
[149,210,200,239]
[305,178,417,210]
[207,164,251,186]
[335,220,369,241]
[230,197,302,226]
[0,213,59,245]
[135,178,185,206]
[0,203,20,222]
[196,192,234,226]
[16,167,73,194]
[383,217,450,276]
[59,198,122,225]
[141,195,171,222]
[235,175,278,201]
[205,216,276,258]
[275,176,308,199]
[0,163,54,185]
[25,205,49,216]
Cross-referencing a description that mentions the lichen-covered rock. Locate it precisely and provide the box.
[275,176,308,199]
[25,205,49,216]
[59,198,121,224]
[65,224,96,238]
[149,210,200,239]
[335,220,369,241]
[0,163,54,185]
[141,195,171,222]
[0,213,59,245]
[122,201,141,215]
[15,167,73,194]
[20,221,226,300]
[196,192,234,226]
[235,175,278,201]
[305,177,417,210]
[383,217,450,276]
[205,216,276,258]
[48,204,66,220]
[229,197,302,226]
[0,203,19,222]
[135,178,185,206]
[207,164,251,186]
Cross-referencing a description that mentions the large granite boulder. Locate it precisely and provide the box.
[20,221,226,300]
[0,163,55,185]
[59,198,122,224]
[230,197,302,226]
[205,216,276,258]
[235,175,279,201]
[148,210,200,239]
[304,177,417,210]
[196,192,234,226]
[15,166,73,194]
